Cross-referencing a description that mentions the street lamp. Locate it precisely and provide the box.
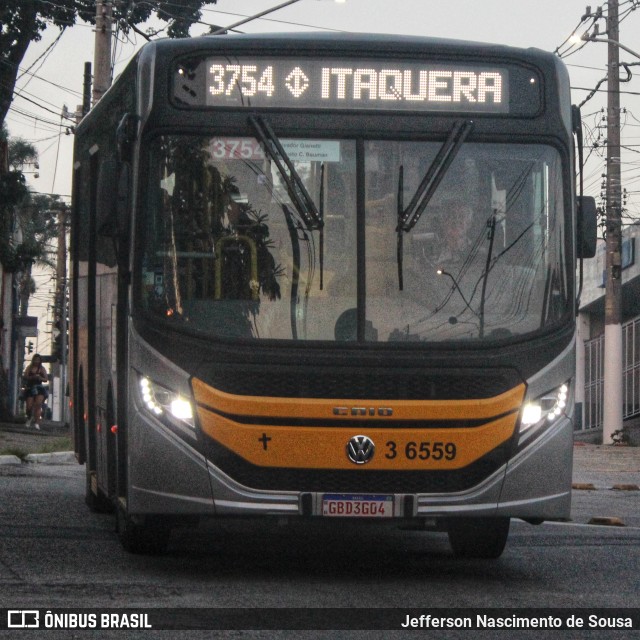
[210,0,345,36]
[580,34,640,60]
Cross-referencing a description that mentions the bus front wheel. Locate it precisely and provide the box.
[116,507,171,555]
[446,517,510,559]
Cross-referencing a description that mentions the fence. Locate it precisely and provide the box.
[582,315,640,430]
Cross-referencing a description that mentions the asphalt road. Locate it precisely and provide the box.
[0,460,638,638]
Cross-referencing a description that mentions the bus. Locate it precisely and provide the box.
[70,32,596,557]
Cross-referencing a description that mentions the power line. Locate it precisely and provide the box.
[17,30,64,83]
[0,59,82,98]
[6,107,64,130]
[572,86,640,96]
[7,87,72,121]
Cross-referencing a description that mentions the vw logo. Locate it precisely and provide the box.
[346,435,375,465]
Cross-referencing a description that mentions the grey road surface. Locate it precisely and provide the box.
[0,458,638,638]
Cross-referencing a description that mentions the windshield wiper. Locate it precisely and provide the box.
[249,115,324,289]
[249,115,323,231]
[281,204,301,340]
[478,212,497,339]
[396,119,474,290]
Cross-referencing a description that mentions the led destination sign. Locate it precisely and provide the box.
[207,59,507,112]
[174,56,541,114]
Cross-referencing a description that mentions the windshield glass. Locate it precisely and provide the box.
[139,135,567,343]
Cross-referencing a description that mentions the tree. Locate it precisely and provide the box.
[0,0,219,128]
[1,126,58,288]
[14,192,60,319]
[0,126,53,273]
[8,137,38,171]
[0,125,29,271]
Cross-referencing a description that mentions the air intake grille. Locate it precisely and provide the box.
[202,365,517,400]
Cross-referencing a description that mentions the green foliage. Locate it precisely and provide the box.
[0,162,60,272]
[0,169,28,271]
[0,1,217,127]
[115,1,219,39]
[8,137,38,170]
[611,427,632,446]
[36,437,73,454]
[17,193,60,248]
[0,446,27,460]
[0,168,26,207]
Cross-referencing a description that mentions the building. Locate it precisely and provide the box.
[576,223,640,445]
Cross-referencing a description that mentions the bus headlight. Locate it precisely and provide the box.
[138,375,195,429]
[520,383,569,432]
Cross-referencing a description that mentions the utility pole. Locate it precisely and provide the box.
[82,62,92,116]
[92,0,113,105]
[602,0,623,444]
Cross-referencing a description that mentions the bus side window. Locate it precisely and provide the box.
[95,158,118,268]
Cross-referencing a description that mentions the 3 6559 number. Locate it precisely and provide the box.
[385,440,457,461]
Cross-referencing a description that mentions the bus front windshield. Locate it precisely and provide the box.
[139,134,568,343]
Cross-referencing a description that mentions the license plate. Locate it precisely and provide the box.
[322,494,394,518]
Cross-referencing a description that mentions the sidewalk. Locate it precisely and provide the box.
[570,442,640,528]
[572,442,640,488]
[0,418,72,465]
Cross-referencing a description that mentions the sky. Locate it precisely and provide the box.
[5,0,640,349]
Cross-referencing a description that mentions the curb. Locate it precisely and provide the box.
[24,451,76,465]
[0,425,69,436]
[573,483,640,491]
[0,452,76,465]
[572,483,596,490]
[587,516,626,527]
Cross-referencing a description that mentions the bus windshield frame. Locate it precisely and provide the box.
[135,123,571,346]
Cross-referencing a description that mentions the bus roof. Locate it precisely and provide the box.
[144,30,555,61]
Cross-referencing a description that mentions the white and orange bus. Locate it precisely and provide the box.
[70,33,596,557]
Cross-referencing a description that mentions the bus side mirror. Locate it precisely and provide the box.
[577,195,597,259]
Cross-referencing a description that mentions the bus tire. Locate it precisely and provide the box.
[116,507,171,555]
[446,517,510,559]
[85,470,114,513]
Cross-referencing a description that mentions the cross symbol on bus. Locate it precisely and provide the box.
[258,433,272,451]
